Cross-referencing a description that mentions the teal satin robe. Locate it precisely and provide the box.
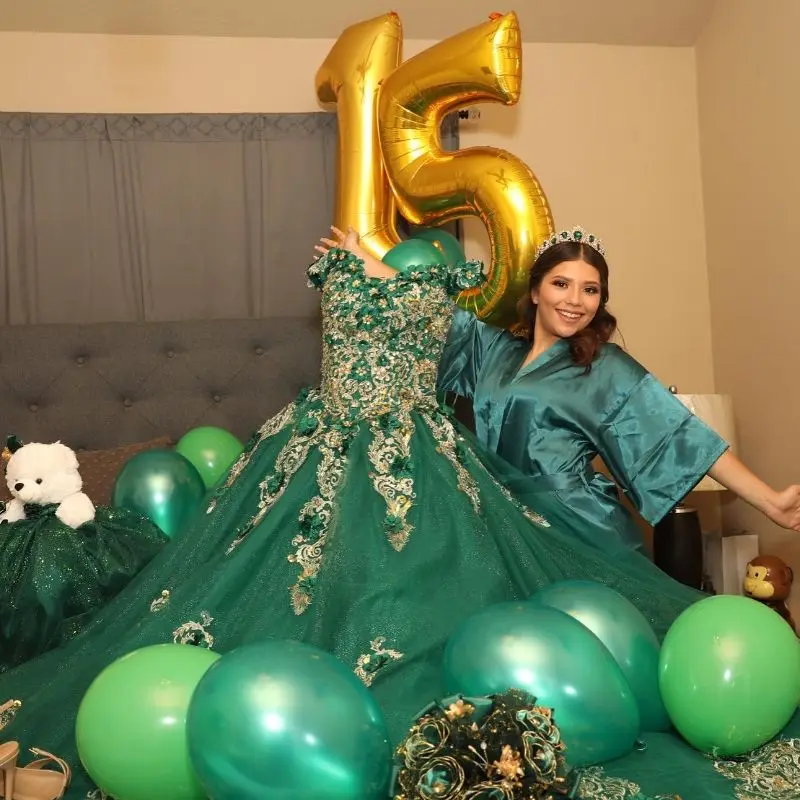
[437,308,729,553]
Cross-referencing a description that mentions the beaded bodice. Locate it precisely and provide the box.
[306,248,484,422]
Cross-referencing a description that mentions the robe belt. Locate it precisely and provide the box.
[508,467,598,494]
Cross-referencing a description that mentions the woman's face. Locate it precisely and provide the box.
[532,259,603,342]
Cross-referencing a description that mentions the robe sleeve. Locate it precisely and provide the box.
[595,350,730,525]
[436,307,506,399]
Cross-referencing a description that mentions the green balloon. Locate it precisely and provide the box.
[175,426,244,489]
[382,239,444,273]
[412,227,466,265]
[186,640,392,800]
[659,595,800,756]
[76,644,220,800]
[112,449,205,539]
[530,580,671,731]
[443,602,640,766]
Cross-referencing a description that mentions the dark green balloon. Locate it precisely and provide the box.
[382,239,444,273]
[412,227,466,265]
[443,602,640,767]
[530,580,670,731]
[112,449,205,540]
[186,639,392,800]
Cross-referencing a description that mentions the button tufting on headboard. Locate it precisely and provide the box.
[0,316,322,450]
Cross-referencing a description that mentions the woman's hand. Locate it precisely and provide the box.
[314,225,360,258]
[708,451,800,532]
[765,485,800,532]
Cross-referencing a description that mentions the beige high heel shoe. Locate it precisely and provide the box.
[10,749,70,800]
[0,740,20,799]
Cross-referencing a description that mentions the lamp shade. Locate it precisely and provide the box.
[675,393,737,492]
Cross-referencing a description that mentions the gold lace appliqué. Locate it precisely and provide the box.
[423,413,481,514]
[368,412,416,551]
[226,399,324,555]
[289,438,347,614]
[149,589,170,612]
[206,399,299,515]
[354,637,404,687]
[577,767,680,800]
[713,738,800,800]
[173,611,215,648]
[0,699,21,732]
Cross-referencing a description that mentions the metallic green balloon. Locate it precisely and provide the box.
[186,639,392,800]
[443,602,640,766]
[412,227,466,266]
[530,580,671,731]
[659,594,800,756]
[76,644,220,800]
[112,449,205,539]
[175,426,244,489]
[382,239,444,273]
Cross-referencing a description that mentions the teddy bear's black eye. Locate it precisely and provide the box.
[35,478,43,485]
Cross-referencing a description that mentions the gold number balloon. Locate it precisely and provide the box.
[377,12,554,327]
[318,12,554,326]
[316,13,402,258]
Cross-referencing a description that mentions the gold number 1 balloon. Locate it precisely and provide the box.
[316,13,402,258]
[319,11,554,327]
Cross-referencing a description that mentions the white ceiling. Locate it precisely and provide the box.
[0,0,717,45]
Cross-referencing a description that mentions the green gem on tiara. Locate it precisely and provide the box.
[574,230,583,240]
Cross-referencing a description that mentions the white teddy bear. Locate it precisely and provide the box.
[0,438,96,528]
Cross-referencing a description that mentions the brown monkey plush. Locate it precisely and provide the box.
[743,555,796,634]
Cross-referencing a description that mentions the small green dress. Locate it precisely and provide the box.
[0,250,792,800]
[438,310,730,553]
[0,502,166,672]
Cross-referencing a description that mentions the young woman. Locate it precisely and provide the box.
[434,226,800,554]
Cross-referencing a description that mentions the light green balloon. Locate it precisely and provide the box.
[659,594,800,756]
[76,643,220,800]
[176,426,244,489]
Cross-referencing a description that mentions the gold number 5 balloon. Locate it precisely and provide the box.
[318,11,554,328]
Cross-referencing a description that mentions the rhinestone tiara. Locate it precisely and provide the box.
[535,226,605,259]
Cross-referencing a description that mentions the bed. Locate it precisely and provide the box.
[0,316,321,504]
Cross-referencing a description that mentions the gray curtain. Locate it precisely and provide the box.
[0,112,460,326]
[0,113,338,324]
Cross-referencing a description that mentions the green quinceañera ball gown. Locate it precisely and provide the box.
[0,248,792,799]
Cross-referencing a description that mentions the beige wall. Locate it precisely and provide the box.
[0,31,714,395]
[696,0,800,596]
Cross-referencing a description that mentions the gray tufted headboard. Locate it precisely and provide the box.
[0,316,322,450]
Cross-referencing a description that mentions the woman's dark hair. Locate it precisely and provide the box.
[513,240,617,371]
